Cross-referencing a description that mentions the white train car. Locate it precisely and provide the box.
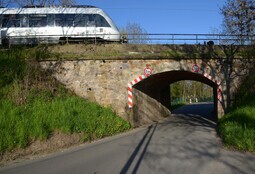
[0,5,121,45]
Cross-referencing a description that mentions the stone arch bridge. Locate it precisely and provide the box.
[40,47,253,126]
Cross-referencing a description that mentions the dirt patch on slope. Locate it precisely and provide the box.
[0,131,83,167]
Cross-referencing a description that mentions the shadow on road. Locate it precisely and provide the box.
[119,106,255,173]
[120,123,157,174]
[119,113,218,173]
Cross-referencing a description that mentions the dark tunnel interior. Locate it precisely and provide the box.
[132,71,218,125]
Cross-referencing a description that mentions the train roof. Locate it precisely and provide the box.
[0,6,105,14]
[22,5,97,8]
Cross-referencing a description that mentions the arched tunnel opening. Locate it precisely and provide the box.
[131,71,219,126]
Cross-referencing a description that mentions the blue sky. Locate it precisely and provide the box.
[77,0,225,34]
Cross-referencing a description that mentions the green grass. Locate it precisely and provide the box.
[0,97,131,153]
[0,47,131,154]
[218,65,255,152]
[218,105,255,152]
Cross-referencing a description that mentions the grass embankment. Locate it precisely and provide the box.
[218,68,255,152]
[0,47,131,154]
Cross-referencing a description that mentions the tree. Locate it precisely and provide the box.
[221,0,255,44]
[170,81,213,104]
[170,81,182,100]
[58,0,75,6]
[12,0,75,6]
[0,0,11,7]
[124,22,149,44]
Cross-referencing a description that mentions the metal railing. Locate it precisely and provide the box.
[124,33,255,45]
[1,33,255,45]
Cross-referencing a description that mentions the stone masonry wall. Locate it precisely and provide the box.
[40,58,250,125]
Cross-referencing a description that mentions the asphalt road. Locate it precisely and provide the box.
[1,103,255,174]
[172,102,217,122]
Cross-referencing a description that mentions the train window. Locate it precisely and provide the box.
[94,14,110,27]
[47,14,54,26]
[55,14,75,27]
[85,14,95,27]
[2,15,7,27]
[65,14,75,26]
[29,14,47,27]
[21,14,28,27]
[74,14,87,27]
[2,14,21,27]
[55,14,62,26]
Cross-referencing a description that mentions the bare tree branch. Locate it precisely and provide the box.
[12,0,75,7]
[221,0,255,45]
[124,22,149,44]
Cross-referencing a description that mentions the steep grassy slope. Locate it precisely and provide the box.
[0,47,131,155]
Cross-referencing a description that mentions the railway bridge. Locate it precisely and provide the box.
[40,45,254,126]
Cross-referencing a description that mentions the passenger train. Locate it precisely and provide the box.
[0,5,122,45]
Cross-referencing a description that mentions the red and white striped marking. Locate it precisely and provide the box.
[128,75,146,108]
[200,71,223,102]
[128,68,223,108]
[217,86,223,101]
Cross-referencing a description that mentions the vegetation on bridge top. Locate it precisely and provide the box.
[2,43,254,61]
[46,44,255,60]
